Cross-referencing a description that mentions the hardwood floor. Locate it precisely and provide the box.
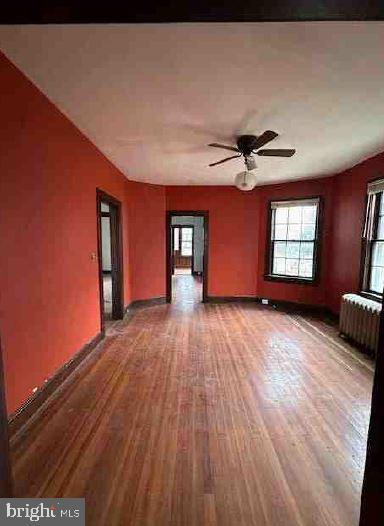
[10,279,373,525]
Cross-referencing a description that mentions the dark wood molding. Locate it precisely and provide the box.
[206,295,338,322]
[263,274,318,286]
[0,1,382,23]
[264,195,323,286]
[8,331,103,437]
[166,211,209,303]
[96,188,124,334]
[207,296,259,303]
[268,298,338,321]
[360,294,384,525]
[0,336,12,497]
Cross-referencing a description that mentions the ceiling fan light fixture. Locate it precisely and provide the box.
[244,155,256,171]
[235,171,257,192]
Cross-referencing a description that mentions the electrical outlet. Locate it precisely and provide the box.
[261,299,269,305]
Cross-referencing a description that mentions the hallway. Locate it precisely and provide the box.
[9,301,373,526]
[172,272,203,306]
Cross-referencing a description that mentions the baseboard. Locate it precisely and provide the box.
[8,331,104,435]
[206,295,338,322]
[125,296,166,311]
[267,298,338,323]
[207,296,259,303]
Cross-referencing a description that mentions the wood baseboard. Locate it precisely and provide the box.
[207,296,259,303]
[8,331,104,436]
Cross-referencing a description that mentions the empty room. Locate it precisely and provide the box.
[1,4,384,526]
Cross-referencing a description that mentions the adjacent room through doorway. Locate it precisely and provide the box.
[166,212,208,304]
[101,202,113,319]
[96,189,124,331]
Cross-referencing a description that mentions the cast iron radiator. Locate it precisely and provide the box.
[339,293,381,355]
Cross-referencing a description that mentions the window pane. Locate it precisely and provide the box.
[275,207,289,224]
[274,224,287,240]
[380,192,384,214]
[173,228,179,250]
[301,224,316,240]
[181,242,192,256]
[300,242,314,260]
[286,241,300,258]
[302,205,317,223]
[273,257,286,274]
[286,259,299,276]
[182,228,193,241]
[372,241,384,266]
[377,216,384,239]
[289,207,302,223]
[287,224,301,240]
[274,241,286,258]
[299,260,313,278]
[370,266,384,294]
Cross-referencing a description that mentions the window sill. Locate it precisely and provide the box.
[264,274,316,285]
[360,290,383,303]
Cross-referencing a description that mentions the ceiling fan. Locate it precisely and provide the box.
[208,131,295,170]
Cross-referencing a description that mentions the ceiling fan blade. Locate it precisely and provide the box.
[208,143,239,153]
[256,148,296,157]
[253,130,279,150]
[209,154,241,167]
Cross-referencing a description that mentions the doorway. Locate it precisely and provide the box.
[166,211,208,303]
[172,225,194,275]
[96,189,124,332]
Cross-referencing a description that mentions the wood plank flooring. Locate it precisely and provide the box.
[10,276,373,525]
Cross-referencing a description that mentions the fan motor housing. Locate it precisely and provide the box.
[236,135,258,156]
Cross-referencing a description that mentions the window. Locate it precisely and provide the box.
[267,198,320,282]
[173,227,180,251]
[181,227,193,256]
[173,226,193,256]
[361,180,384,298]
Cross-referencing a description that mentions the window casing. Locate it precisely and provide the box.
[361,180,384,298]
[266,198,321,283]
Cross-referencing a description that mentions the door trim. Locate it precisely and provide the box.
[0,336,12,497]
[166,211,209,303]
[96,189,124,333]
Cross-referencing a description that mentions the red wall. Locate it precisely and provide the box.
[327,152,384,313]
[166,179,334,303]
[0,53,165,413]
[127,181,166,301]
[166,186,259,297]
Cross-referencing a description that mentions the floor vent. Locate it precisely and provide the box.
[339,293,381,355]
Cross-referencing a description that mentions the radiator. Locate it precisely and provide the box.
[339,293,381,354]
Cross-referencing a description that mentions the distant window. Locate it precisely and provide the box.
[181,227,193,256]
[267,198,320,282]
[173,227,180,251]
[361,180,384,298]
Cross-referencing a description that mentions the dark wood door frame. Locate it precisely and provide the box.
[96,189,124,333]
[0,336,12,497]
[166,211,209,303]
[171,224,195,274]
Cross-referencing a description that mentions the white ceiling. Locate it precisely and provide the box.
[1,23,384,186]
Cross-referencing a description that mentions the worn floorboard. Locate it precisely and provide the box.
[10,275,373,525]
